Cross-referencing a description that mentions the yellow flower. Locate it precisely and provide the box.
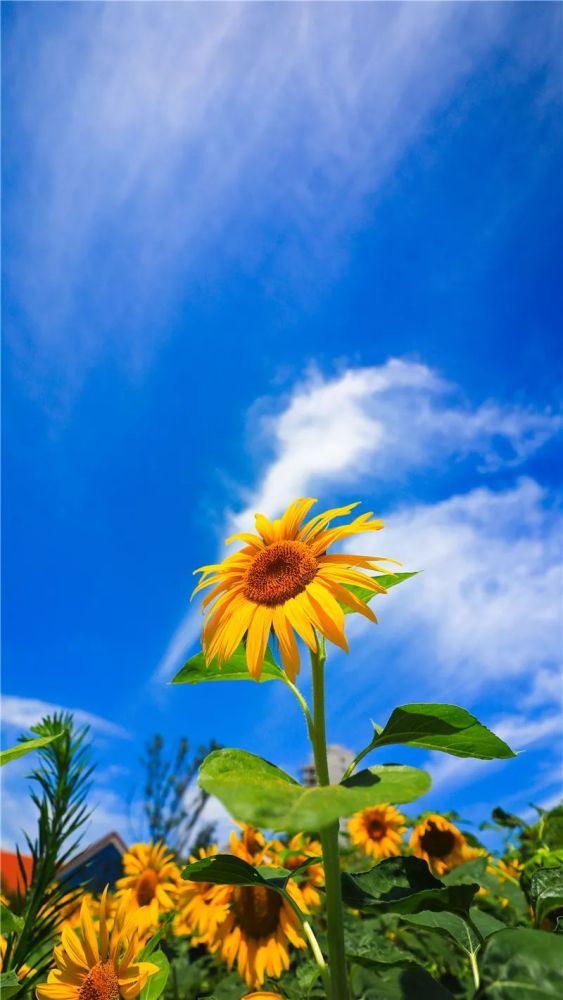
[271,833,324,909]
[193,498,395,680]
[187,826,307,988]
[35,889,159,1000]
[242,994,285,999]
[174,845,231,940]
[410,814,481,876]
[348,804,407,860]
[115,842,180,931]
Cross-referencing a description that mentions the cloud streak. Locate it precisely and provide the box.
[1,694,131,740]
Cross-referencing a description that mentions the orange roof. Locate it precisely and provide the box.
[0,850,33,896]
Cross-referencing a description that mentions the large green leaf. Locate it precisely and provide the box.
[341,856,479,916]
[0,903,24,934]
[345,933,414,969]
[172,643,282,685]
[199,749,430,832]
[530,866,563,928]
[0,731,63,767]
[477,928,563,998]
[0,972,21,999]
[343,571,418,611]
[181,852,316,892]
[368,704,515,760]
[399,907,504,955]
[140,951,170,1000]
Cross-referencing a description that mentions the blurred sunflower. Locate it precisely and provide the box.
[410,814,480,876]
[174,845,231,940]
[192,825,308,987]
[348,804,407,860]
[271,833,324,909]
[193,498,397,679]
[36,889,159,1000]
[115,842,180,928]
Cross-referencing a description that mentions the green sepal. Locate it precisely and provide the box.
[341,856,479,915]
[198,748,430,832]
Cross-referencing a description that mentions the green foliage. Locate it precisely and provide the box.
[366,704,515,760]
[0,904,25,935]
[3,713,92,997]
[477,928,563,998]
[529,865,563,928]
[350,962,454,999]
[341,856,479,916]
[140,951,170,1000]
[0,732,63,767]
[182,851,319,893]
[199,748,430,832]
[173,643,282,684]
[0,972,21,999]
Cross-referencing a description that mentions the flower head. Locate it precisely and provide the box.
[36,889,159,1000]
[194,498,396,679]
[348,804,407,860]
[271,833,324,909]
[185,826,307,988]
[410,814,481,876]
[115,842,179,922]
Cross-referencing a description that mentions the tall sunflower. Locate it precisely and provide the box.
[187,826,308,988]
[36,889,159,1000]
[348,804,407,860]
[410,814,480,876]
[115,842,180,931]
[193,498,396,679]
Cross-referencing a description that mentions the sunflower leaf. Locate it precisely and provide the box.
[398,907,504,955]
[342,571,418,612]
[172,643,282,685]
[0,972,20,999]
[140,950,170,1000]
[478,928,563,999]
[529,866,563,928]
[0,904,25,935]
[198,748,430,832]
[363,703,515,760]
[341,856,479,915]
[181,853,309,895]
[0,731,63,767]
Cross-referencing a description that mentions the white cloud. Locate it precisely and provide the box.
[1,694,131,740]
[155,359,560,680]
[7,3,551,388]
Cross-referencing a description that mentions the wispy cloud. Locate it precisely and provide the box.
[1,694,131,740]
[155,359,560,681]
[6,2,550,392]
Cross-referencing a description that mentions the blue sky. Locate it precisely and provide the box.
[2,1,562,850]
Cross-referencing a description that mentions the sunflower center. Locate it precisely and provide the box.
[79,961,120,1000]
[243,541,318,606]
[136,868,159,906]
[367,819,386,841]
[420,823,456,859]
[232,885,282,938]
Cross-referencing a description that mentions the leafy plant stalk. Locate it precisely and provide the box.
[310,636,350,1000]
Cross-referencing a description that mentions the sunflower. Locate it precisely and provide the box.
[115,842,180,930]
[36,889,159,1000]
[271,833,324,909]
[188,826,308,988]
[348,804,407,860]
[193,498,396,680]
[410,814,480,876]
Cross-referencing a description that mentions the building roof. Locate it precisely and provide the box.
[0,850,33,896]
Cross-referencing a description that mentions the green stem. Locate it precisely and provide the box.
[468,949,480,990]
[281,674,315,742]
[279,889,329,994]
[310,638,350,1000]
[341,740,375,782]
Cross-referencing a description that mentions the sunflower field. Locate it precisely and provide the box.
[1,499,562,999]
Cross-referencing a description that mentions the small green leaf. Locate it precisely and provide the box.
[343,571,418,611]
[0,903,25,934]
[140,951,170,1000]
[530,866,563,928]
[368,704,515,760]
[492,806,527,829]
[341,856,479,915]
[199,749,430,832]
[0,972,21,999]
[478,928,563,998]
[172,643,282,684]
[0,732,63,767]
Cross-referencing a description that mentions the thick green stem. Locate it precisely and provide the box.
[310,639,350,1000]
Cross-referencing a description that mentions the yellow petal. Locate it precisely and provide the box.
[245,605,273,678]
